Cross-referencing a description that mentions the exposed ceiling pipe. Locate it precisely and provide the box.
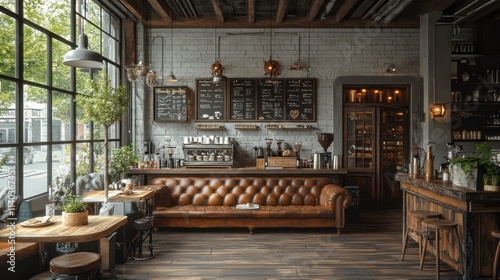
[320,0,337,20]
[453,0,497,25]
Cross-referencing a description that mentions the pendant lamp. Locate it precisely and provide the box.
[211,35,226,83]
[63,0,103,69]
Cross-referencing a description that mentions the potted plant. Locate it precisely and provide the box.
[450,142,496,190]
[60,195,88,226]
[484,172,500,192]
[109,143,139,183]
[75,72,129,202]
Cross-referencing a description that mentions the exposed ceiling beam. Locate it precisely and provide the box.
[362,0,385,20]
[382,0,414,24]
[333,0,358,23]
[458,0,500,25]
[210,0,225,23]
[247,0,256,23]
[308,0,325,22]
[419,0,455,14]
[147,0,172,24]
[117,0,143,22]
[276,0,288,23]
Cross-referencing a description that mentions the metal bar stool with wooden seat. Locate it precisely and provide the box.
[30,252,101,280]
[130,217,155,260]
[420,219,462,280]
[401,210,441,261]
[493,230,500,280]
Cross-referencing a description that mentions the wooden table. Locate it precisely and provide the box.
[82,188,155,215]
[0,215,127,272]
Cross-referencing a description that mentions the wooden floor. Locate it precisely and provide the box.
[113,209,463,279]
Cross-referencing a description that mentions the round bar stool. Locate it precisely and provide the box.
[130,217,155,260]
[401,210,441,261]
[492,230,500,280]
[30,252,101,280]
[420,219,462,280]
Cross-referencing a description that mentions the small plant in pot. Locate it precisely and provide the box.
[483,173,500,192]
[450,142,496,190]
[61,195,88,226]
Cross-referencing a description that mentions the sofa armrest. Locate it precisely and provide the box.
[319,184,352,210]
[147,184,173,208]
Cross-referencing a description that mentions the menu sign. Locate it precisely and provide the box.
[229,79,256,120]
[153,86,188,122]
[195,79,226,121]
[285,79,315,121]
[257,79,284,120]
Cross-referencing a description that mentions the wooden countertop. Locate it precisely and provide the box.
[395,172,500,204]
[128,167,348,176]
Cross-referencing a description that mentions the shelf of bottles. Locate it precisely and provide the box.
[451,86,500,141]
[381,109,406,167]
[345,108,374,169]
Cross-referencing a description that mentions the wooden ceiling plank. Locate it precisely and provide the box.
[453,0,488,17]
[361,0,386,20]
[210,0,225,23]
[373,0,402,22]
[333,0,359,23]
[382,0,414,24]
[351,0,377,19]
[308,0,325,22]
[247,0,256,23]
[117,0,143,22]
[458,1,500,25]
[147,0,172,24]
[276,0,288,23]
[419,0,455,14]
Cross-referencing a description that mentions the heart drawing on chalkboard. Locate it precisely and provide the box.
[290,110,299,119]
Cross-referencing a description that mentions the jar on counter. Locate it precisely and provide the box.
[224,154,232,161]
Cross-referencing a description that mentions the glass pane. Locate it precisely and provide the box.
[24,85,48,143]
[23,145,47,198]
[52,39,72,91]
[0,79,16,143]
[87,0,100,27]
[93,123,104,140]
[76,142,91,177]
[52,143,70,165]
[0,11,16,77]
[76,69,92,95]
[52,92,72,141]
[76,103,90,140]
[24,24,48,85]
[84,20,101,54]
[0,0,15,12]
[24,0,71,41]
[0,147,16,192]
[110,13,120,41]
[103,34,119,63]
[94,142,105,173]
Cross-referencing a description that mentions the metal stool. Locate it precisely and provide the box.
[130,217,155,260]
[31,252,101,280]
[492,230,500,280]
[420,219,462,280]
[401,210,441,261]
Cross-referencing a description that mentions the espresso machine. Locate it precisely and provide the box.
[316,133,334,169]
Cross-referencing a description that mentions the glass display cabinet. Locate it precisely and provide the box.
[343,85,409,208]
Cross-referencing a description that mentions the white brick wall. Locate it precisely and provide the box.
[132,27,420,166]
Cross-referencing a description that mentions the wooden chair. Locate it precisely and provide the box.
[420,219,462,280]
[30,252,101,280]
[401,210,441,261]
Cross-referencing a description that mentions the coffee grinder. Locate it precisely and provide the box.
[317,133,334,168]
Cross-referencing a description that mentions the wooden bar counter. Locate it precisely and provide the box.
[395,172,500,279]
[128,167,347,185]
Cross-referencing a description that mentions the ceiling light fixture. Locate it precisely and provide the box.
[63,0,103,68]
[264,0,280,78]
[289,36,307,70]
[126,2,149,82]
[167,9,177,83]
[211,35,226,83]
[386,64,396,73]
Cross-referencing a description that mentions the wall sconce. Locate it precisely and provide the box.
[431,103,446,118]
[386,64,396,73]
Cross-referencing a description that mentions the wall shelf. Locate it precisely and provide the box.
[264,124,313,130]
[194,124,225,130]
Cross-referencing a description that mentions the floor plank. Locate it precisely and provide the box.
[113,209,463,279]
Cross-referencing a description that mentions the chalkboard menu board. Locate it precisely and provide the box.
[153,86,188,122]
[257,79,285,120]
[195,79,226,121]
[229,79,256,121]
[285,79,315,121]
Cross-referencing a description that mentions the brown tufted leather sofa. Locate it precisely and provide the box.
[148,177,352,234]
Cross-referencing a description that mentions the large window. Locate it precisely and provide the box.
[0,0,125,198]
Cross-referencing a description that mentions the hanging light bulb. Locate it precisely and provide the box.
[211,35,226,83]
[167,70,177,82]
[146,68,158,87]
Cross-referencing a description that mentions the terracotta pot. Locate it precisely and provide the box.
[62,211,88,226]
